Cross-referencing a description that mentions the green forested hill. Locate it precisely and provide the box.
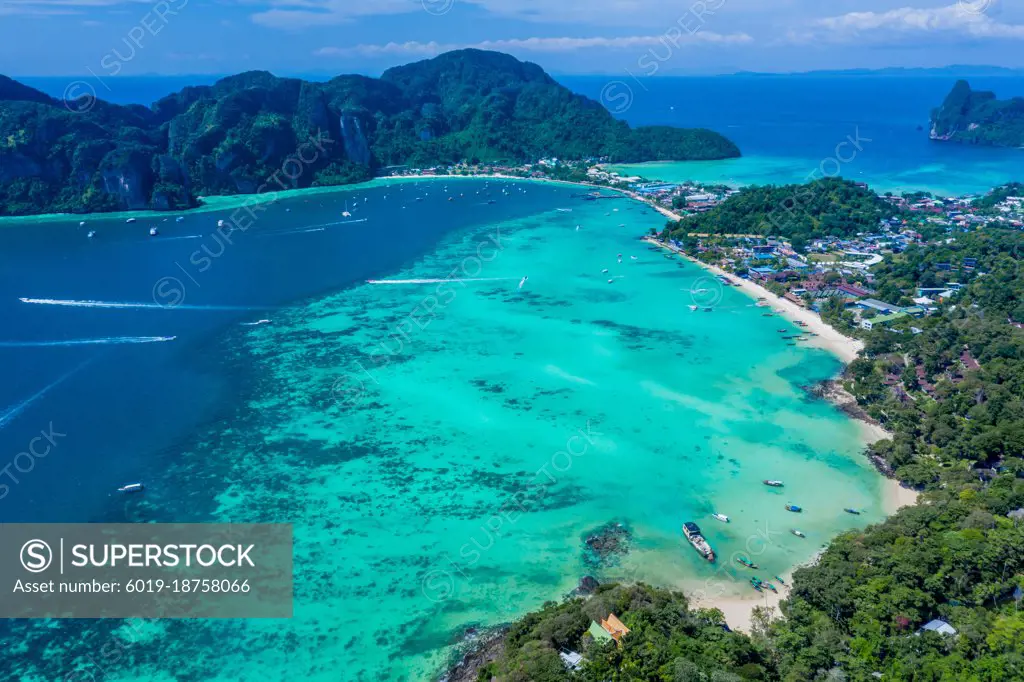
[930,80,1024,147]
[0,49,739,216]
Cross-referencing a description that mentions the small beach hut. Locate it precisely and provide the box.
[588,621,614,645]
[601,613,631,644]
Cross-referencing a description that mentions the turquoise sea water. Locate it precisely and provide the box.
[605,154,1023,197]
[2,180,888,680]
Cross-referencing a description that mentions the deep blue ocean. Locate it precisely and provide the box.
[0,184,572,525]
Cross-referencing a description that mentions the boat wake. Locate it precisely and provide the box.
[18,298,264,311]
[257,218,367,237]
[365,277,519,285]
[153,235,203,241]
[0,336,176,348]
[0,359,92,429]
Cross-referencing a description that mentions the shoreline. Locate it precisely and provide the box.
[641,236,864,363]
[637,233,923,631]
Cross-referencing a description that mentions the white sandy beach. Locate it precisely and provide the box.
[641,235,864,363]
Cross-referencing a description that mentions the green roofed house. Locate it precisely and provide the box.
[588,621,614,644]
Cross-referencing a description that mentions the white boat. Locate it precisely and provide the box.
[556,208,572,213]
[575,225,581,231]
[601,269,609,274]
[630,256,638,260]
[689,305,698,311]
[682,522,715,561]
[149,227,159,236]
[518,276,528,290]
[126,218,136,224]
[607,279,614,283]
[79,221,86,226]
[712,513,730,523]
[217,219,225,227]
[763,480,784,487]
[175,216,184,222]
[791,529,806,538]
[117,483,144,493]
[87,230,97,239]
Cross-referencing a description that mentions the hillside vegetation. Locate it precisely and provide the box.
[0,50,739,216]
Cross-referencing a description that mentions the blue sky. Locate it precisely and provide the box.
[1,0,1023,76]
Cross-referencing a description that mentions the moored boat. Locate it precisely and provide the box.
[785,504,802,512]
[736,556,758,569]
[712,513,729,523]
[117,483,144,493]
[682,522,715,562]
[844,508,861,515]
[791,529,806,538]
[763,480,784,487]
[149,226,159,236]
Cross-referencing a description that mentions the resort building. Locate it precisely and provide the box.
[861,311,909,330]
[856,298,902,314]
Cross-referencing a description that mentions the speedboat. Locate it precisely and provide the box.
[844,508,861,515]
[689,305,698,311]
[217,219,225,227]
[117,483,144,493]
[518,276,528,290]
[712,513,729,523]
[607,279,614,284]
[785,504,802,513]
[87,230,97,239]
[601,269,609,274]
[763,480,784,487]
[149,227,159,236]
[791,529,806,538]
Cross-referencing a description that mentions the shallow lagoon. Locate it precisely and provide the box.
[1,180,888,681]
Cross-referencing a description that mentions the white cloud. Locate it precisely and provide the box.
[250,0,423,29]
[250,0,747,30]
[787,1,1024,44]
[315,32,753,57]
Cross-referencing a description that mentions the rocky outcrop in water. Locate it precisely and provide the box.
[930,80,1024,147]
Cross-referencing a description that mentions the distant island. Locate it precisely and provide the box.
[0,49,739,216]
[929,80,1024,147]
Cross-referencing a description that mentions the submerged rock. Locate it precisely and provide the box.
[583,521,632,569]
[578,576,600,594]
